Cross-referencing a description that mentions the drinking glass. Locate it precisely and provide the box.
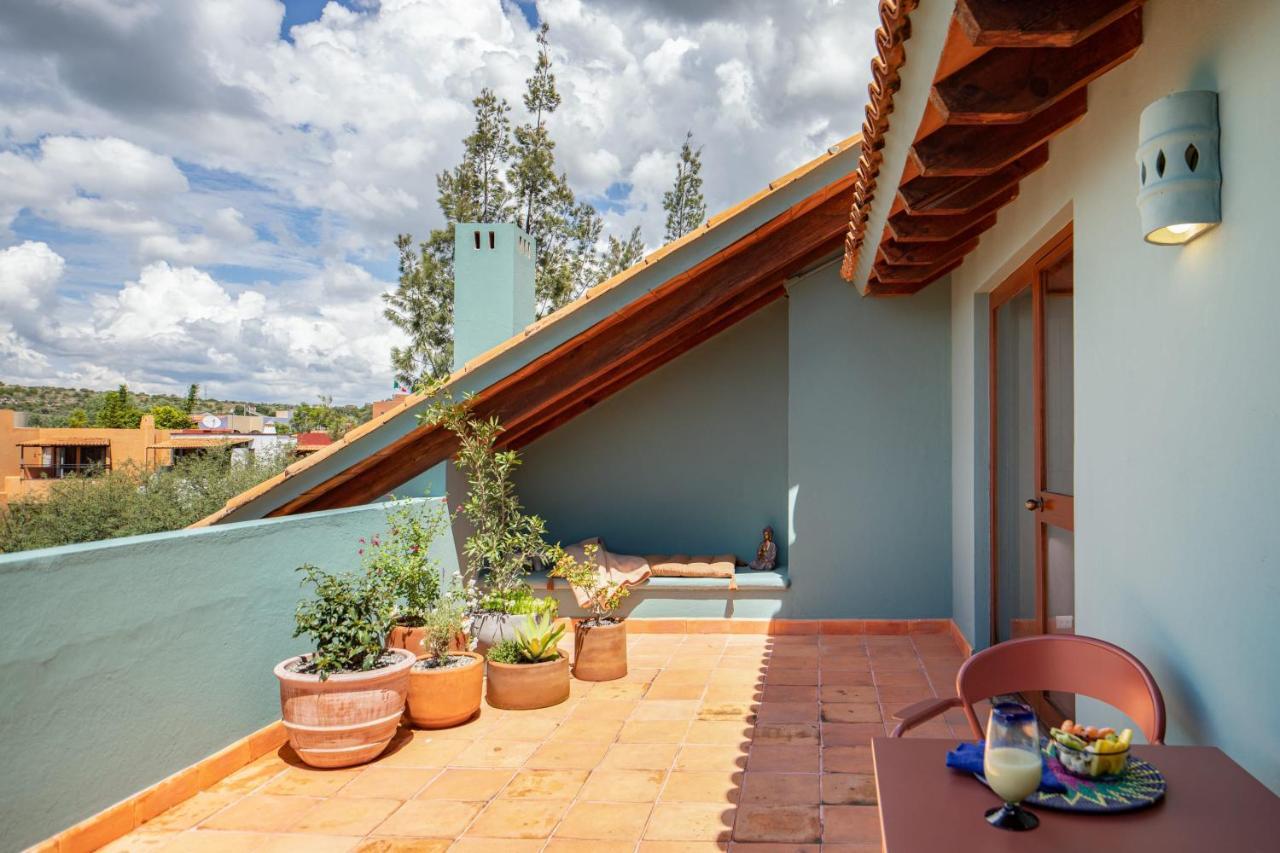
[983,701,1042,830]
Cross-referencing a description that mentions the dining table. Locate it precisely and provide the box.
[872,737,1280,852]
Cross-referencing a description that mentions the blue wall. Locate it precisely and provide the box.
[519,302,789,565]
[0,499,456,851]
[518,261,954,620]
[786,264,953,618]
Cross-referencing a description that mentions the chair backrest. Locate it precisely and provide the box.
[956,635,1166,744]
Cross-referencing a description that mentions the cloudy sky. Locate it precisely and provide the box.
[0,0,875,404]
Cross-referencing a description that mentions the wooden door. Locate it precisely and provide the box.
[989,225,1075,650]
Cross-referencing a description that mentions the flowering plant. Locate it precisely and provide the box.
[550,543,630,622]
[361,498,449,627]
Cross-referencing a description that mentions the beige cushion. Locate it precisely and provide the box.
[645,553,736,580]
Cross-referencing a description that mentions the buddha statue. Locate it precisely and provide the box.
[748,525,777,571]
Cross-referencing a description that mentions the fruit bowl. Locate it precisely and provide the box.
[1048,738,1130,779]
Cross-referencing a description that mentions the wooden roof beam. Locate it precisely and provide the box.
[955,0,1143,48]
[874,253,969,285]
[933,11,1142,123]
[867,258,963,296]
[899,144,1048,215]
[886,188,1017,242]
[881,217,994,265]
[910,89,1087,177]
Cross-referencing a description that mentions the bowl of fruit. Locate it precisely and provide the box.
[1048,721,1132,779]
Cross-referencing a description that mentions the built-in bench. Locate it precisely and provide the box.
[527,565,790,592]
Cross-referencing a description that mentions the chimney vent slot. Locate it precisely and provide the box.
[489,230,495,249]
[473,230,480,250]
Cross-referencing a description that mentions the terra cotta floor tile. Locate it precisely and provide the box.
[821,805,882,844]
[372,799,483,838]
[465,798,569,839]
[578,768,667,802]
[291,796,402,835]
[414,769,513,801]
[199,795,321,833]
[739,772,819,804]
[499,769,588,800]
[337,768,437,800]
[643,803,734,842]
[448,740,538,769]
[659,770,742,803]
[821,772,877,805]
[600,742,679,771]
[732,804,822,843]
[554,800,652,839]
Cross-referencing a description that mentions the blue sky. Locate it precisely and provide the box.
[0,0,873,403]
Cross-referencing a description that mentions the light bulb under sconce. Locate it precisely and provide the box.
[1136,90,1221,245]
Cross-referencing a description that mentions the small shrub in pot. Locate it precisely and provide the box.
[406,593,483,729]
[275,563,414,768]
[551,544,631,681]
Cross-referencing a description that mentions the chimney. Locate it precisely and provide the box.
[453,223,536,371]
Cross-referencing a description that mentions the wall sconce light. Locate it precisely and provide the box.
[1136,90,1221,245]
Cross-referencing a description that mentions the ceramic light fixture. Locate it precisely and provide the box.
[1136,90,1221,245]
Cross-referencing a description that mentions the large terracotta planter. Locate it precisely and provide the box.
[388,624,467,657]
[485,653,570,710]
[572,619,628,682]
[274,647,415,769]
[406,652,484,729]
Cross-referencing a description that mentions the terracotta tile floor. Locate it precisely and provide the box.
[109,631,968,852]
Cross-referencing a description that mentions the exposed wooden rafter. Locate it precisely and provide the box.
[856,1,1145,297]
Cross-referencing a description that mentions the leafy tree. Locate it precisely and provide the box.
[149,405,192,430]
[599,226,646,280]
[0,449,291,553]
[184,383,199,414]
[663,131,707,242]
[385,234,454,385]
[95,385,142,429]
[66,409,88,428]
[291,396,361,439]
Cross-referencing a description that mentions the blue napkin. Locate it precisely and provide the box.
[945,741,1068,794]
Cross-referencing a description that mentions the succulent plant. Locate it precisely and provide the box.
[512,611,565,663]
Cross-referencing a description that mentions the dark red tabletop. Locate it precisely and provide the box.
[872,737,1280,852]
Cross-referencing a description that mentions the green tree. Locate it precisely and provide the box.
[67,409,88,428]
[184,384,199,414]
[599,225,646,280]
[95,385,142,429]
[663,131,707,242]
[149,405,192,429]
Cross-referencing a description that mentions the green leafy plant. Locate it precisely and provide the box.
[363,499,448,626]
[550,543,630,623]
[486,639,522,664]
[419,384,558,617]
[293,563,396,679]
[512,611,566,663]
[149,404,192,429]
[420,592,466,662]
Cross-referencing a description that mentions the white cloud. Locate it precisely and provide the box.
[0,0,877,402]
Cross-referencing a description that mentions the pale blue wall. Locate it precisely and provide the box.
[518,302,789,566]
[942,0,1280,791]
[787,264,953,618]
[0,499,456,851]
[518,261,954,620]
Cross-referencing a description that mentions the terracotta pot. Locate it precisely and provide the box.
[572,619,628,682]
[406,652,484,729]
[388,624,468,657]
[485,652,570,710]
[274,647,414,769]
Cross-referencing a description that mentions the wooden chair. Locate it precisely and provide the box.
[891,634,1166,743]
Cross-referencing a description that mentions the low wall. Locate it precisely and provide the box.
[0,499,455,852]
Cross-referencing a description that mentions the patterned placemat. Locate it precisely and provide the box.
[975,748,1166,813]
[1027,750,1167,813]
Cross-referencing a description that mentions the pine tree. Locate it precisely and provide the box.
[184,383,199,414]
[599,226,646,280]
[663,131,707,242]
[96,385,142,429]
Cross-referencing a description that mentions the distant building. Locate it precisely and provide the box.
[371,393,410,419]
[187,411,293,434]
[293,432,333,456]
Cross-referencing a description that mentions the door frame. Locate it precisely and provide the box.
[987,222,1074,643]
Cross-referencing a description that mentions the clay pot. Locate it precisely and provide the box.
[572,619,628,682]
[387,624,468,657]
[485,653,570,710]
[406,652,484,729]
[274,647,415,769]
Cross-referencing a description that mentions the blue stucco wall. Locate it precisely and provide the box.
[786,264,953,618]
[518,302,789,566]
[518,260,954,620]
[0,499,456,851]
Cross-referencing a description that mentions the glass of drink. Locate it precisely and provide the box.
[983,702,1042,830]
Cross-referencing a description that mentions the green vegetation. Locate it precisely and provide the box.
[0,449,290,554]
[486,639,522,664]
[663,130,708,241]
[289,397,370,439]
[293,562,397,679]
[365,499,450,627]
[550,543,630,622]
[511,611,566,663]
[0,381,287,428]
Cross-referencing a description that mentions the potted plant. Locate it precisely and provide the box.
[484,610,571,710]
[551,543,632,681]
[405,592,483,728]
[274,563,414,769]
[365,498,455,655]
[420,388,561,648]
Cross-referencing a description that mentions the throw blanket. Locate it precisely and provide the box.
[560,538,653,608]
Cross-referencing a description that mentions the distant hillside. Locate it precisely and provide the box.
[0,382,370,431]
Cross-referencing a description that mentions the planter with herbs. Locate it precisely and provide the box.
[275,563,412,769]
[406,596,483,728]
[552,543,631,681]
[484,610,571,710]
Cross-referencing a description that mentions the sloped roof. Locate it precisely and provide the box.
[194,133,862,526]
[841,0,1145,294]
[16,438,112,447]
